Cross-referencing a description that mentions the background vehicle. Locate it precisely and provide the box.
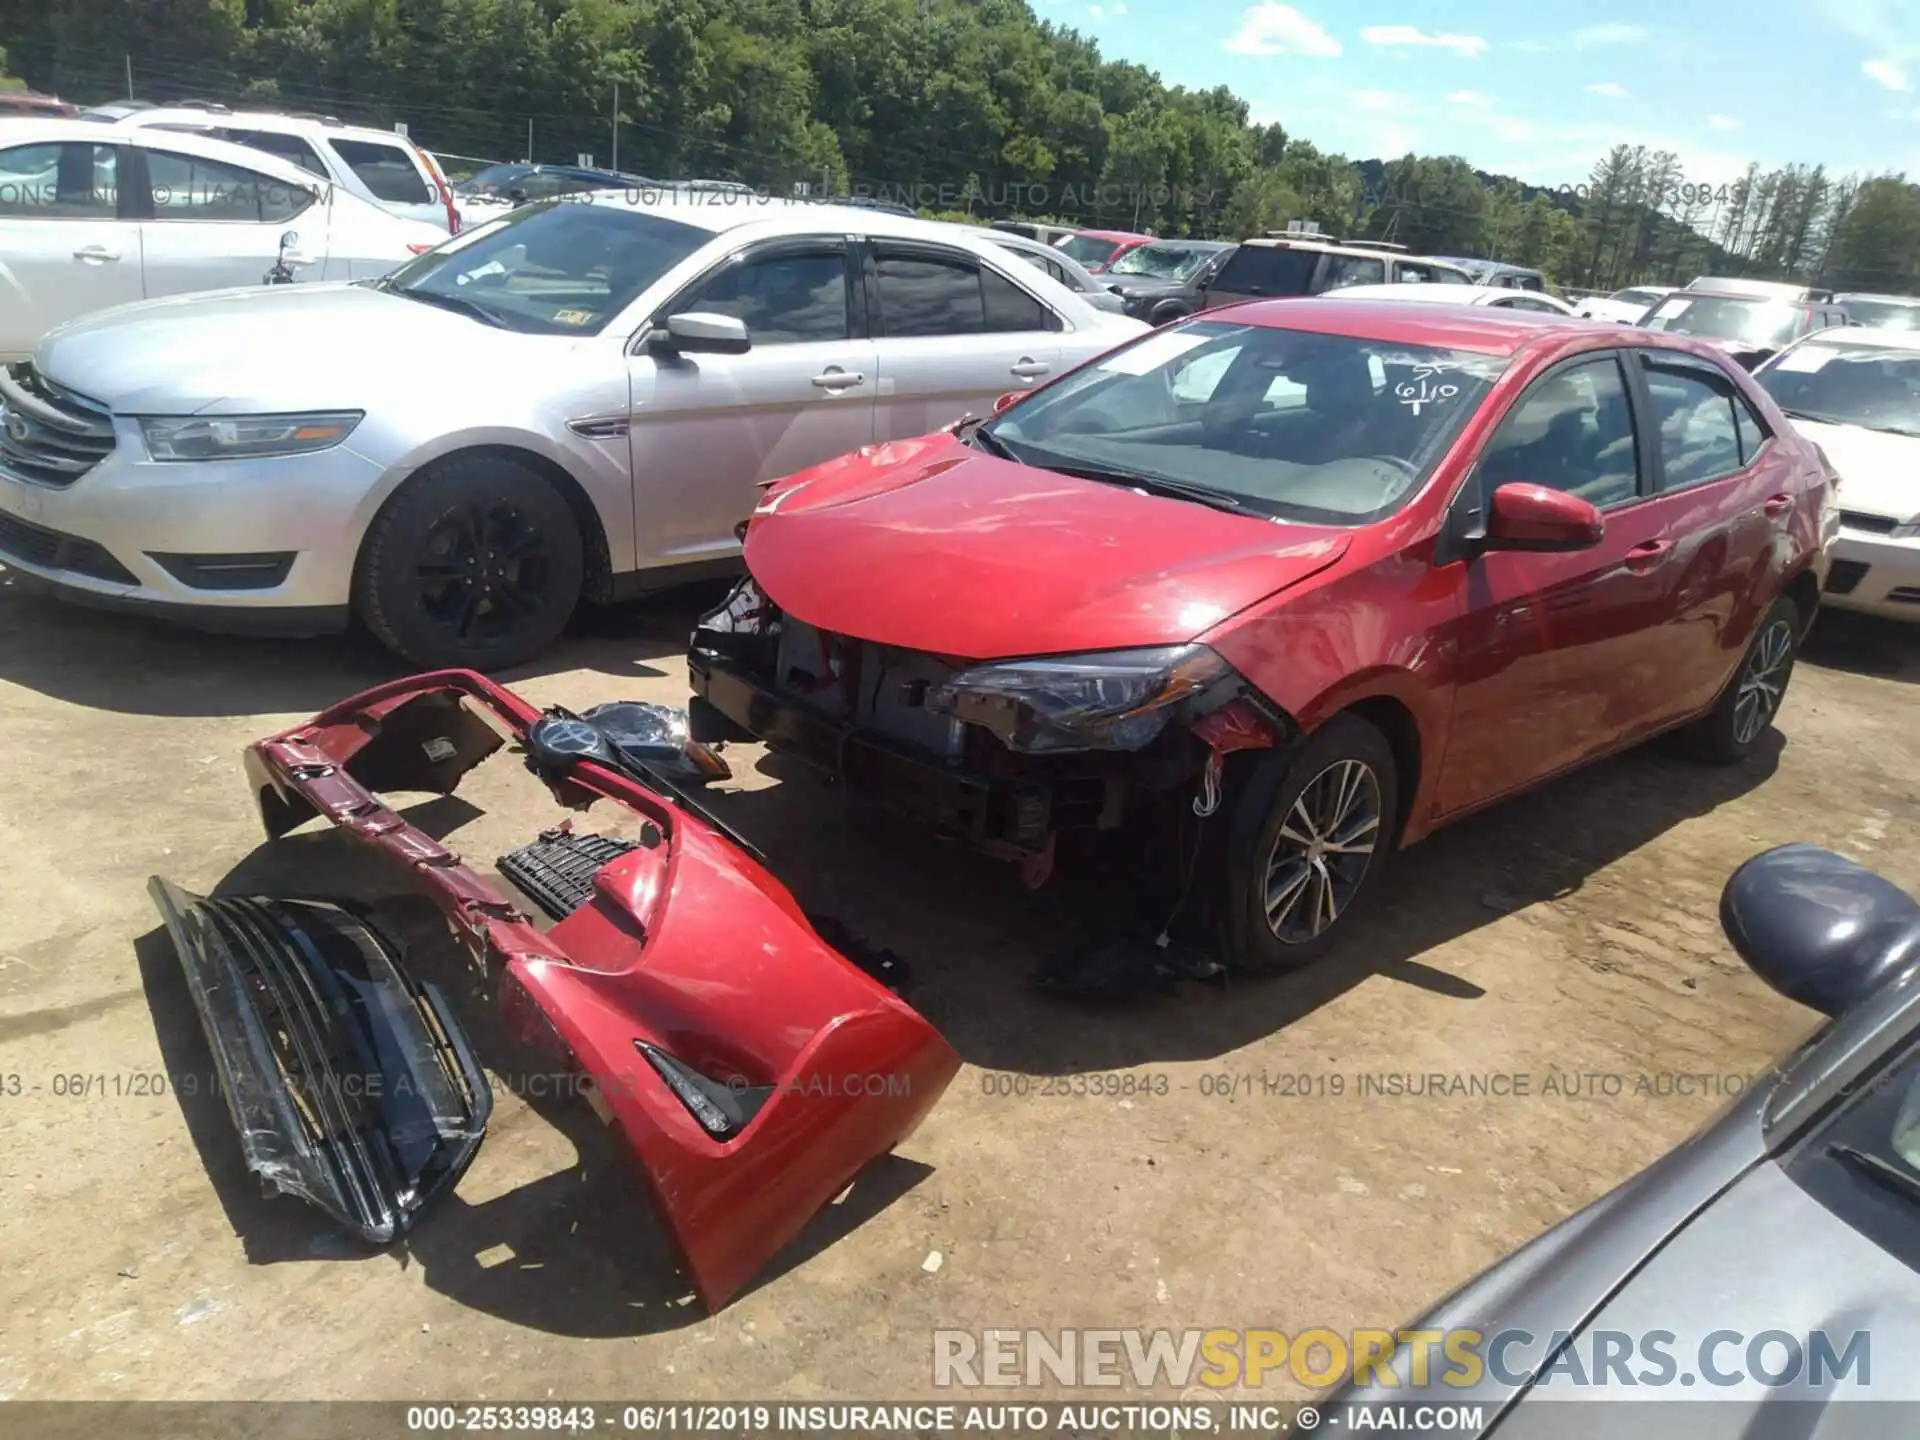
[1201,237,1473,308]
[1326,282,1578,315]
[1577,283,1678,323]
[452,161,659,227]
[974,228,1126,313]
[0,91,74,119]
[105,104,461,232]
[1755,327,1920,622]
[1686,276,1834,302]
[0,194,1146,668]
[1317,843,1920,1438]
[1639,289,1854,368]
[1434,257,1549,292]
[1835,291,1920,330]
[691,303,1832,970]
[1101,239,1236,324]
[1054,227,1154,274]
[0,119,444,361]
[992,219,1077,248]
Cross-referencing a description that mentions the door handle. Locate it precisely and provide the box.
[1762,492,1793,519]
[73,245,120,263]
[1623,539,1675,573]
[811,368,865,391]
[1010,358,1051,380]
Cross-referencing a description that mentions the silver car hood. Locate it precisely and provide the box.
[34,283,491,414]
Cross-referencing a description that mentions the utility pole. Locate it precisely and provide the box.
[526,118,534,165]
[125,54,134,99]
[610,83,619,173]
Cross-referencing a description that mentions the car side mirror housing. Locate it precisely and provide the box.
[992,390,1022,415]
[1483,482,1604,552]
[652,312,752,356]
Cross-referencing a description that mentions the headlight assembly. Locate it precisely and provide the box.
[926,644,1232,753]
[139,412,363,462]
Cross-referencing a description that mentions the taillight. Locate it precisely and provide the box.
[415,144,460,234]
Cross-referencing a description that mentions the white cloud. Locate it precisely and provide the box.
[1447,90,1496,108]
[1707,113,1739,132]
[1359,24,1488,58]
[1222,3,1342,57]
[1350,89,1404,112]
[1864,58,1911,90]
[1088,3,1102,14]
[1585,82,1630,99]
[1112,1,1128,11]
[1573,23,1648,47]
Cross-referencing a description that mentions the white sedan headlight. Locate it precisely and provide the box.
[139,412,363,462]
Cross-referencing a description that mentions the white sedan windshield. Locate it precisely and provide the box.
[985,320,1507,525]
[1758,341,1920,438]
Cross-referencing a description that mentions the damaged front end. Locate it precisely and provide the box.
[154,670,959,1310]
[688,577,1296,883]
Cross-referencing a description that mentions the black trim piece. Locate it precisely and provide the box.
[497,829,641,921]
[0,510,138,584]
[0,567,349,635]
[147,878,491,1244]
[148,550,296,591]
[866,236,1068,337]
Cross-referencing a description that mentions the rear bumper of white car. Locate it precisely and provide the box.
[0,423,380,633]
[1823,524,1920,622]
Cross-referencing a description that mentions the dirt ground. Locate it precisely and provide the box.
[1,569,1915,1404]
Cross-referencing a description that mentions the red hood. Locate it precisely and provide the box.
[745,433,1352,659]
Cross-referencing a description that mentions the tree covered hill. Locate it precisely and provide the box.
[4,0,1914,292]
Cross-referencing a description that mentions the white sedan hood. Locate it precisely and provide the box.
[1793,417,1920,522]
[32,282,508,414]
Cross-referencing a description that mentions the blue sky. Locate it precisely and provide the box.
[1048,0,1920,187]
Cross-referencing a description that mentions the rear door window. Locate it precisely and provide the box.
[143,148,314,223]
[1322,254,1385,290]
[328,137,433,204]
[1211,245,1319,297]
[1640,360,1753,490]
[0,141,117,217]
[222,129,329,178]
[873,247,1058,336]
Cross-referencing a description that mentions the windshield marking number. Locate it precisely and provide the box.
[1396,365,1460,414]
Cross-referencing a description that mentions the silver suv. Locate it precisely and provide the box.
[0,193,1146,668]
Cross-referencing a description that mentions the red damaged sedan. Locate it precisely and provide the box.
[688,300,1836,970]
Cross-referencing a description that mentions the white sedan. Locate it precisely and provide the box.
[1753,327,1920,623]
[1577,283,1679,324]
[0,119,447,361]
[1324,281,1579,314]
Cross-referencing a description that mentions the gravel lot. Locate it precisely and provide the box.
[1,571,1915,1403]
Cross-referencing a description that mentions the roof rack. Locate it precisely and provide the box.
[1342,240,1409,253]
[169,99,233,114]
[284,111,344,126]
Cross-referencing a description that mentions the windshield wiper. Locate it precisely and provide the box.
[387,286,507,328]
[1865,422,1920,439]
[1780,408,1847,426]
[1045,460,1253,515]
[966,423,1019,460]
[1828,1142,1920,1206]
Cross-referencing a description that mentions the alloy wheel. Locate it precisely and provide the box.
[1732,618,1794,747]
[1263,758,1383,945]
[415,500,555,646]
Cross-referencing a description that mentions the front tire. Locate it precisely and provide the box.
[355,455,584,671]
[1686,595,1800,764]
[1217,713,1399,972]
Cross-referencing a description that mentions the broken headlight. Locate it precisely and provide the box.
[927,644,1231,753]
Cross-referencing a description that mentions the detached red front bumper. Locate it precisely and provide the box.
[241,669,960,1309]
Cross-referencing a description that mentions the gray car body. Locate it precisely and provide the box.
[0,195,1145,625]
[1316,967,1920,1437]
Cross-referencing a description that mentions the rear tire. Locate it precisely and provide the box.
[355,455,584,671]
[1216,713,1399,973]
[1685,595,1800,764]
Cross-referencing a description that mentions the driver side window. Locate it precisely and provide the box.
[682,246,851,345]
[1478,355,1641,508]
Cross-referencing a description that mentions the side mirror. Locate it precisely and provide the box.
[651,312,752,356]
[1483,482,1604,552]
[1721,844,1920,1018]
[992,390,1022,415]
[278,231,314,269]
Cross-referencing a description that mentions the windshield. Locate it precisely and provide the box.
[1108,244,1224,282]
[1841,299,1920,331]
[982,319,1505,526]
[1756,341,1920,437]
[1057,234,1123,268]
[1612,288,1663,307]
[1642,295,1806,349]
[374,198,711,335]
[454,163,536,198]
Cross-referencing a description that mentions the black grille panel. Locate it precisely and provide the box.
[498,828,643,921]
[1839,511,1899,535]
[1826,560,1870,596]
[0,509,138,584]
[0,363,116,487]
[150,551,295,591]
